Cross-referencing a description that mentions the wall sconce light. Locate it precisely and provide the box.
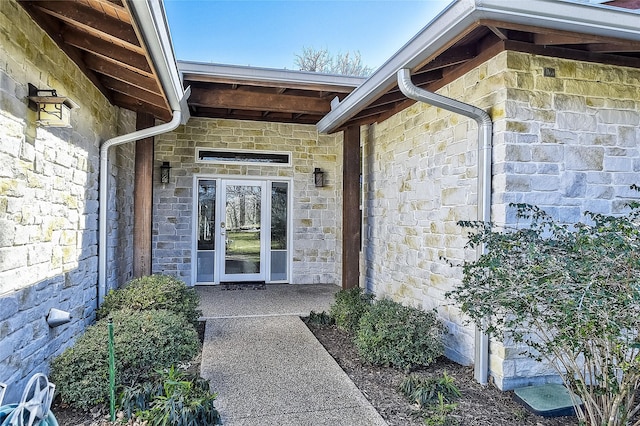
[27,83,78,127]
[313,167,325,188]
[160,161,171,183]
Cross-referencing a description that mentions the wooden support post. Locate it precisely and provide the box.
[342,125,361,289]
[133,112,154,278]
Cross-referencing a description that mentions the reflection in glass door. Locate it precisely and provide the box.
[195,178,289,285]
[221,181,266,282]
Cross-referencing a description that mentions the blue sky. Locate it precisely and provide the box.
[164,0,451,71]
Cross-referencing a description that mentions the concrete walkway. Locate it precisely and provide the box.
[197,284,387,426]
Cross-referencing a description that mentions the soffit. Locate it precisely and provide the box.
[181,63,365,125]
[339,19,640,130]
[18,0,173,121]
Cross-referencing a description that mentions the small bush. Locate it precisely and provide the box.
[306,310,335,326]
[329,287,374,333]
[121,367,221,425]
[97,274,201,324]
[355,299,445,371]
[51,309,200,410]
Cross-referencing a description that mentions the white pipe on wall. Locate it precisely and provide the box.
[397,68,492,385]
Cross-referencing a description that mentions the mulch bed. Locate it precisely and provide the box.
[305,321,578,426]
[51,320,581,425]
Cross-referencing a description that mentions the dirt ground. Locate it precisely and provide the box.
[51,319,580,425]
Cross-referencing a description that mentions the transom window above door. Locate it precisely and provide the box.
[196,149,291,166]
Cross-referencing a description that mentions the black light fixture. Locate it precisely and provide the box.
[160,161,171,183]
[313,167,325,188]
[27,83,78,127]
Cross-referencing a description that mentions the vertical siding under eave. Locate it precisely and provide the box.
[152,118,344,286]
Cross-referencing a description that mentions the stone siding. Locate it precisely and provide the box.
[363,50,640,390]
[0,0,135,403]
[153,118,343,285]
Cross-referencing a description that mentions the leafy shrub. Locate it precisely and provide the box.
[51,309,200,410]
[121,367,221,425]
[446,200,640,426]
[306,310,335,326]
[97,274,201,324]
[329,287,374,332]
[355,299,445,371]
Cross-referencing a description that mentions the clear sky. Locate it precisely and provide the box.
[164,0,451,71]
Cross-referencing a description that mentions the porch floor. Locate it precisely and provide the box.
[197,284,387,425]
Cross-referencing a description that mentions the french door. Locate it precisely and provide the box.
[195,177,290,284]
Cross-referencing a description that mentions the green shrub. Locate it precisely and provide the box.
[51,309,200,410]
[97,274,201,324]
[446,199,640,425]
[120,367,221,425]
[355,299,445,371]
[306,310,335,326]
[329,287,374,332]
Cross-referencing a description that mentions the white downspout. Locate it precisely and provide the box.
[397,69,492,385]
[98,88,190,305]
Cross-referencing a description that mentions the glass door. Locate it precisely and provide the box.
[220,180,267,282]
[195,178,289,285]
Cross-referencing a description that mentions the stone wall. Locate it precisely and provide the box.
[0,0,135,402]
[363,50,640,390]
[153,118,343,285]
[489,51,640,389]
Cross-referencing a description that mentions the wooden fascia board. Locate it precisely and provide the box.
[189,88,331,115]
[183,73,358,94]
[478,18,640,47]
[504,39,640,68]
[33,1,143,53]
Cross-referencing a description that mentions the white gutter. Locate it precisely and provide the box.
[178,61,366,91]
[97,0,191,305]
[397,69,491,384]
[318,0,640,134]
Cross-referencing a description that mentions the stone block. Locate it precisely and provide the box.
[565,146,603,171]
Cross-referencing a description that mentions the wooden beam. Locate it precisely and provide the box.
[189,88,331,115]
[63,27,152,75]
[17,2,112,101]
[342,125,361,290]
[33,1,142,52]
[84,54,161,94]
[101,76,168,110]
[112,92,172,122]
[133,112,155,278]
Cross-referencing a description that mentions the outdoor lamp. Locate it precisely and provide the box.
[160,161,171,183]
[313,167,325,188]
[27,83,77,127]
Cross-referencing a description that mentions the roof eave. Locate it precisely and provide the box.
[127,0,190,122]
[317,0,640,134]
[179,60,366,90]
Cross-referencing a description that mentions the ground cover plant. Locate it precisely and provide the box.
[446,199,640,426]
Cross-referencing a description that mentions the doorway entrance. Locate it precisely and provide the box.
[194,177,290,285]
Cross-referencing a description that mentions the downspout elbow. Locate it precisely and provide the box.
[397,68,492,385]
[98,89,191,306]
